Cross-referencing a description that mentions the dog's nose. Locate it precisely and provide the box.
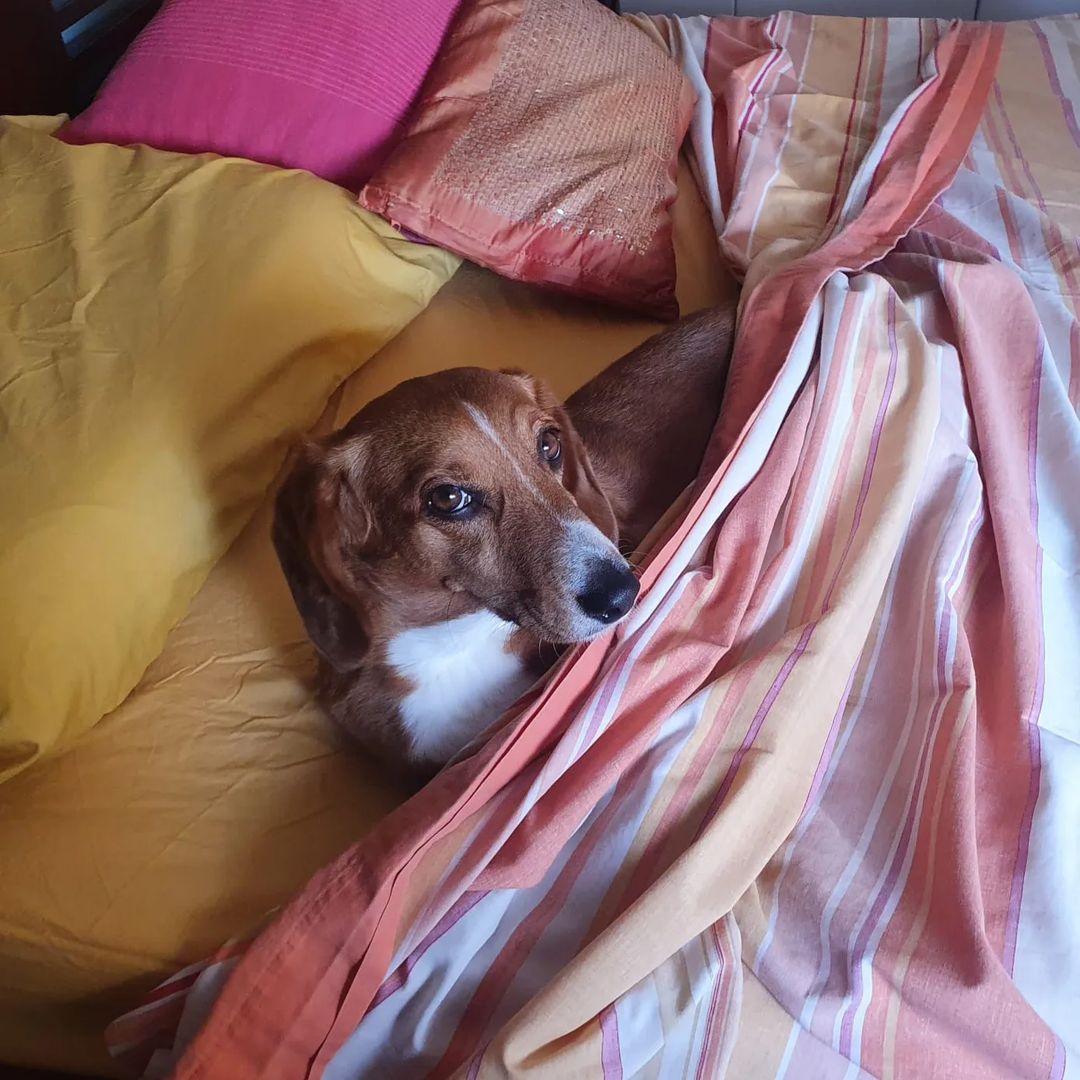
[576,560,640,624]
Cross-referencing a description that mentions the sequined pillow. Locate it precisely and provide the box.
[358,0,695,319]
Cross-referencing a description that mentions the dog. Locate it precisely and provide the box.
[272,305,735,777]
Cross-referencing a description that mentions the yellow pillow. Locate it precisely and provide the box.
[0,119,459,781]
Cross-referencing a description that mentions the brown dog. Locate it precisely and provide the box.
[273,305,734,775]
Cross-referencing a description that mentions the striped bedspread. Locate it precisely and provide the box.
[109,14,1080,1079]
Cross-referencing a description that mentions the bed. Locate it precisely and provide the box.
[2,2,1078,1079]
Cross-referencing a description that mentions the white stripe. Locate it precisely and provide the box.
[1039,18,1080,153]
[567,571,694,765]
[680,928,723,1072]
[745,15,809,261]
[753,493,909,977]
[775,1017,803,1080]
[1013,730,1080,1080]
[464,401,541,496]
[751,292,923,983]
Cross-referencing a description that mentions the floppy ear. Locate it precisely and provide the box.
[501,369,619,544]
[271,439,372,672]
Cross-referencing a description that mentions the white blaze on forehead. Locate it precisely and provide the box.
[463,402,541,495]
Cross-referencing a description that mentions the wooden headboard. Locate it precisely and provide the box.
[3,0,155,115]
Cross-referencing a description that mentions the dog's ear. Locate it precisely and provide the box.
[272,438,373,672]
[501,369,618,544]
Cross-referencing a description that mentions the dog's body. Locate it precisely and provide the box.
[273,305,735,776]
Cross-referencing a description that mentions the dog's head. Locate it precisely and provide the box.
[272,367,639,672]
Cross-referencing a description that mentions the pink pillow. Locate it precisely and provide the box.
[60,0,462,190]
[359,0,694,319]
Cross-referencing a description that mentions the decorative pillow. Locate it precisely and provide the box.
[0,119,458,782]
[59,0,462,190]
[359,0,695,319]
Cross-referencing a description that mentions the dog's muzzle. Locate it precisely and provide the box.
[575,558,640,625]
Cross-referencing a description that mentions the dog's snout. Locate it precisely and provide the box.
[576,559,640,625]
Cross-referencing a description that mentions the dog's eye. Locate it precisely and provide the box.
[427,484,472,517]
[538,429,562,465]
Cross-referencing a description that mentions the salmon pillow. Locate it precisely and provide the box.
[359,0,695,320]
[0,119,458,782]
[60,0,462,190]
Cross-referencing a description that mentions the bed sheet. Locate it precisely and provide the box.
[0,157,730,1077]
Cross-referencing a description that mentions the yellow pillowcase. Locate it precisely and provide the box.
[0,119,459,781]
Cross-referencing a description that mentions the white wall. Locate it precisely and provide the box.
[627,0,1078,17]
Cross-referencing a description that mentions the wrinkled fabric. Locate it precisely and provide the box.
[0,119,457,787]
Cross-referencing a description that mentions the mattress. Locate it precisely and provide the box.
[0,155,732,1077]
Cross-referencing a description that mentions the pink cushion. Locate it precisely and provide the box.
[60,0,462,190]
[359,0,694,319]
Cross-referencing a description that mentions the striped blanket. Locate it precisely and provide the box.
[109,14,1080,1079]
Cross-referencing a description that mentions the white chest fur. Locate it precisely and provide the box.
[385,611,537,766]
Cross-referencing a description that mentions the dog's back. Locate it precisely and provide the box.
[567,305,735,553]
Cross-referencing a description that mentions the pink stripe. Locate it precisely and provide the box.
[693,924,730,1080]
[824,291,900,611]
[698,623,813,834]
[801,661,859,815]
[992,81,1048,214]
[577,650,632,749]
[1002,344,1047,975]
[863,52,941,220]
[599,1004,623,1080]
[826,19,869,224]
[835,494,984,1057]
[701,289,901,834]
[1032,22,1080,152]
[796,293,879,619]
[1051,1035,1067,1080]
[736,14,783,137]
[423,750,660,1079]
[832,293,964,1056]
[465,1046,486,1080]
[140,969,203,1006]
[369,890,488,1010]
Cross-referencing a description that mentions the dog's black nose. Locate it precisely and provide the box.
[576,560,640,624]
